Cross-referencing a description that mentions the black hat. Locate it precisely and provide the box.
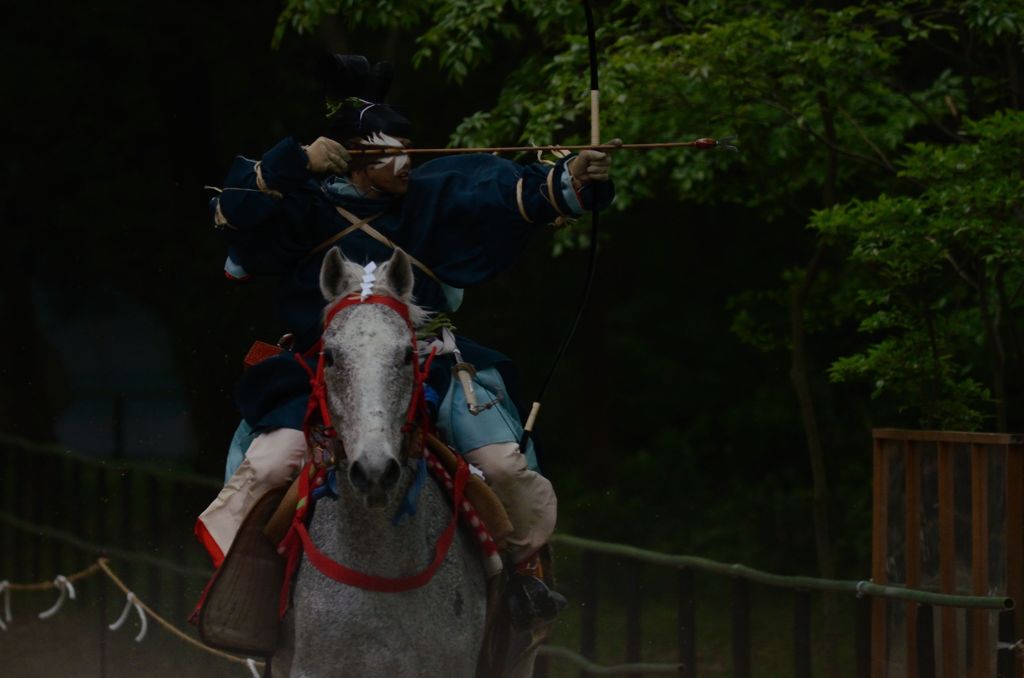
[319,54,412,141]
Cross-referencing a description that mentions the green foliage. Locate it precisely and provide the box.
[268,0,1024,564]
[812,111,1024,428]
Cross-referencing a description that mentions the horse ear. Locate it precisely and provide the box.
[380,249,414,302]
[320,247,361,300]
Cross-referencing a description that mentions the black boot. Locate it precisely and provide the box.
[507,573,568,631]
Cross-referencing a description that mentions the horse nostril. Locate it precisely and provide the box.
[380,458,401,491]
[349,460,370,491]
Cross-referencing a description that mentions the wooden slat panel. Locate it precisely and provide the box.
[872,437,890,677]
[938,441,958,676]
[874,429,1024,446]
[580,550,598,678]
[917,604,937,678]
[997,610,1016,678]
[906,440,922,678]
[794,590,812,678]
[857,594,872,678]
[732,578,751,678]
[626,564,642,678]
[1007,444,1024,659]
[678,568,696,678]
[970,444,990,678]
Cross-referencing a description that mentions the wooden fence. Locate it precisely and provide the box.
[1,432,1017,677]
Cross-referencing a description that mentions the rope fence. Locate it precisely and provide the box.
[0,557,264,674]
[3,433,1018,677]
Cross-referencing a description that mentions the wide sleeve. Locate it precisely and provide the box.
[210,138,326,277]
[406,153,615,287]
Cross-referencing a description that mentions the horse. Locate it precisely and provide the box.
[273,248,487,677]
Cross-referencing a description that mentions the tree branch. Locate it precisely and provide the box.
[762,99,900,174]
[836,105,897,172]
[944,251,980,290]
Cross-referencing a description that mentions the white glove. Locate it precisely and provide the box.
[304,136,351,174]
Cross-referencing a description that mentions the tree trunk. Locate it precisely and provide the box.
[790,91,840,678]
[977,265,1008,431]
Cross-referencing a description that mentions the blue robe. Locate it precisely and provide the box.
[213,137,614,439]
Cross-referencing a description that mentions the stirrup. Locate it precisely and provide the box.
[506,573,568,631]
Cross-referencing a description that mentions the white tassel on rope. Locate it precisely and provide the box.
[246,658,261,677]
[109,591,148,642]
[0,580,11,631]
[359,261,377,301]
[37,575,76,620]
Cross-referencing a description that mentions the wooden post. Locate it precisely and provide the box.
[938,441,958,675]
[678,567,696,678]
[997,610,1016,678]
[1006,444,1023,666]
[70,461,86,593]
[731,577,751,678]
[917,604,936,678]
[174,481,189,624]
[29,449,42,578]
[120,468,134,589]
[97,465,108,552]
[1,447,10,576]
[856,593,872,678]
[13,448,26,579]
[872,435,890,677]
[51,453,65,577]
[580,550,598,678]
[147,475,161,613]
[904,440,922,678]
[625,563,642,678]
[98,564,108,678]
[970,444,990,678]
[906,440,922,678]
[794,589,812,678]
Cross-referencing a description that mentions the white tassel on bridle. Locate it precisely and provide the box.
[359,261,378,301]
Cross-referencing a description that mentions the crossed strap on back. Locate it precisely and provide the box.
[309,206,443,285]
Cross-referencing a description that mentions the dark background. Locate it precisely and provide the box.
[2,0,874,576]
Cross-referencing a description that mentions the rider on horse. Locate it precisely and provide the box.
[195,54,616,627]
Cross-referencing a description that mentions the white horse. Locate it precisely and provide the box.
[274,248,487,677]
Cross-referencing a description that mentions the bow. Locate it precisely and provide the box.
[518,0,603,451]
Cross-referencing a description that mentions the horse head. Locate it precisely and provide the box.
[318,247,428,508]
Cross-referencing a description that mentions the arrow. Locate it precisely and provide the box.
[346,137,738,155]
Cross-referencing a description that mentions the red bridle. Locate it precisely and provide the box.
[277,291,461,608]
[296,293,436,446]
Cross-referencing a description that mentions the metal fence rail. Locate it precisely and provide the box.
[546,535,1014,678]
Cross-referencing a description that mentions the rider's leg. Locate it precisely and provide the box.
[436,365,567,627]
[463,442,556,563]
[195,427,307,566]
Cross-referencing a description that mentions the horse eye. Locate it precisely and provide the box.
[404,347,414,365]
[322,349,334,367]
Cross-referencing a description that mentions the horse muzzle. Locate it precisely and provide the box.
[347,454,402,508]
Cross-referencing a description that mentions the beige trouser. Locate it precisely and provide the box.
[196,432,557,564]
[465,442,556,563]
[196,428,308,561]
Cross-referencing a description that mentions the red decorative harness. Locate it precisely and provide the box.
[277,292,472,616]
